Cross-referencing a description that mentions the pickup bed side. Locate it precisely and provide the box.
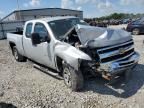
[7,32,25,56]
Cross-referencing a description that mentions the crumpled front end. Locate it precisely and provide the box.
[94,39,139,80]
[79,38,139,80]
[57,24,139,80]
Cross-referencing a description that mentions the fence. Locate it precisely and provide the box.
[0,21,25,39]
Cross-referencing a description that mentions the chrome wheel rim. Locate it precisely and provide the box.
[63,68,72,87]
[133,29,139,35]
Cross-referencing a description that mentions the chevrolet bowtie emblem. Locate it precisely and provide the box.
[119,48,125,54]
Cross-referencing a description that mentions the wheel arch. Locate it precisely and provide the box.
[132,27,140,31]
[9,42,16,55]
[55,56,63,72]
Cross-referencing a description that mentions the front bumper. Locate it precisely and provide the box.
[99,52,140,76]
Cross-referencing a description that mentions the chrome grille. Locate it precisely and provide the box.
[97,40,134,63]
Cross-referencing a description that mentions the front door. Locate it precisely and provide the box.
[23,22,53,68]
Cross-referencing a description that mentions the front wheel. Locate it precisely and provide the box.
[12,46,27,62]
[63,62,84,91]
[132,28,140,35]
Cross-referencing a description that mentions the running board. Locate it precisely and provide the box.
[33,64,63,80]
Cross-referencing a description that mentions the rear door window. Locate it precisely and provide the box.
[25,23,32,38]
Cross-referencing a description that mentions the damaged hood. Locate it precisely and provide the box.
[75,24,132,48]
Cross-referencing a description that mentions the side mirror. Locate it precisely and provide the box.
[45,36,51,43]
[31,33,41,45]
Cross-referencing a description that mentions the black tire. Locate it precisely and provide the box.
[12,46,27,62]
[132,28,140,35]
[63,62,84,91]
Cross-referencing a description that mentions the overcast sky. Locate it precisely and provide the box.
[0,0,144,19]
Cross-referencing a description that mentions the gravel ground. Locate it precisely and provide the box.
[0,26,144,108]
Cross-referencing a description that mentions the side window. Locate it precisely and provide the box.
[25,23,32,38]
[34,23,49,42]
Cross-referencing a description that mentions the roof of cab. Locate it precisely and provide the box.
[28,16,77,23]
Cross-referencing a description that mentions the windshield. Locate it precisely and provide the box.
[48,18,88,40]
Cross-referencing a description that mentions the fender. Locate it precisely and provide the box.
[54,42,91,71]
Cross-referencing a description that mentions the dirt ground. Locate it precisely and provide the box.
[0,25,144,108]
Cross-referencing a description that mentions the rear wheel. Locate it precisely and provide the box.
[132,28,140,35]
[63,62,84,91]
[12,46,26,62]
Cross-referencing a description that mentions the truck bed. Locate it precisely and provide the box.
[9,31,23,35]
[7,31,25,56]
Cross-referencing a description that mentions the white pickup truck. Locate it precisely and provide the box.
[7,16,140,91]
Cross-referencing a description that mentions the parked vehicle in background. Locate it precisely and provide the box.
[89,21,107,27]
[109,19,120,25]
[16,26,23,33]
[126,19,144,35]
[7,16,139,91]
[122,19,131,24]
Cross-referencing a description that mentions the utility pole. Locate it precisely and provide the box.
[17,0,21,21]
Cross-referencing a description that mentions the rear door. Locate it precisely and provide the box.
[23,22,34,59]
